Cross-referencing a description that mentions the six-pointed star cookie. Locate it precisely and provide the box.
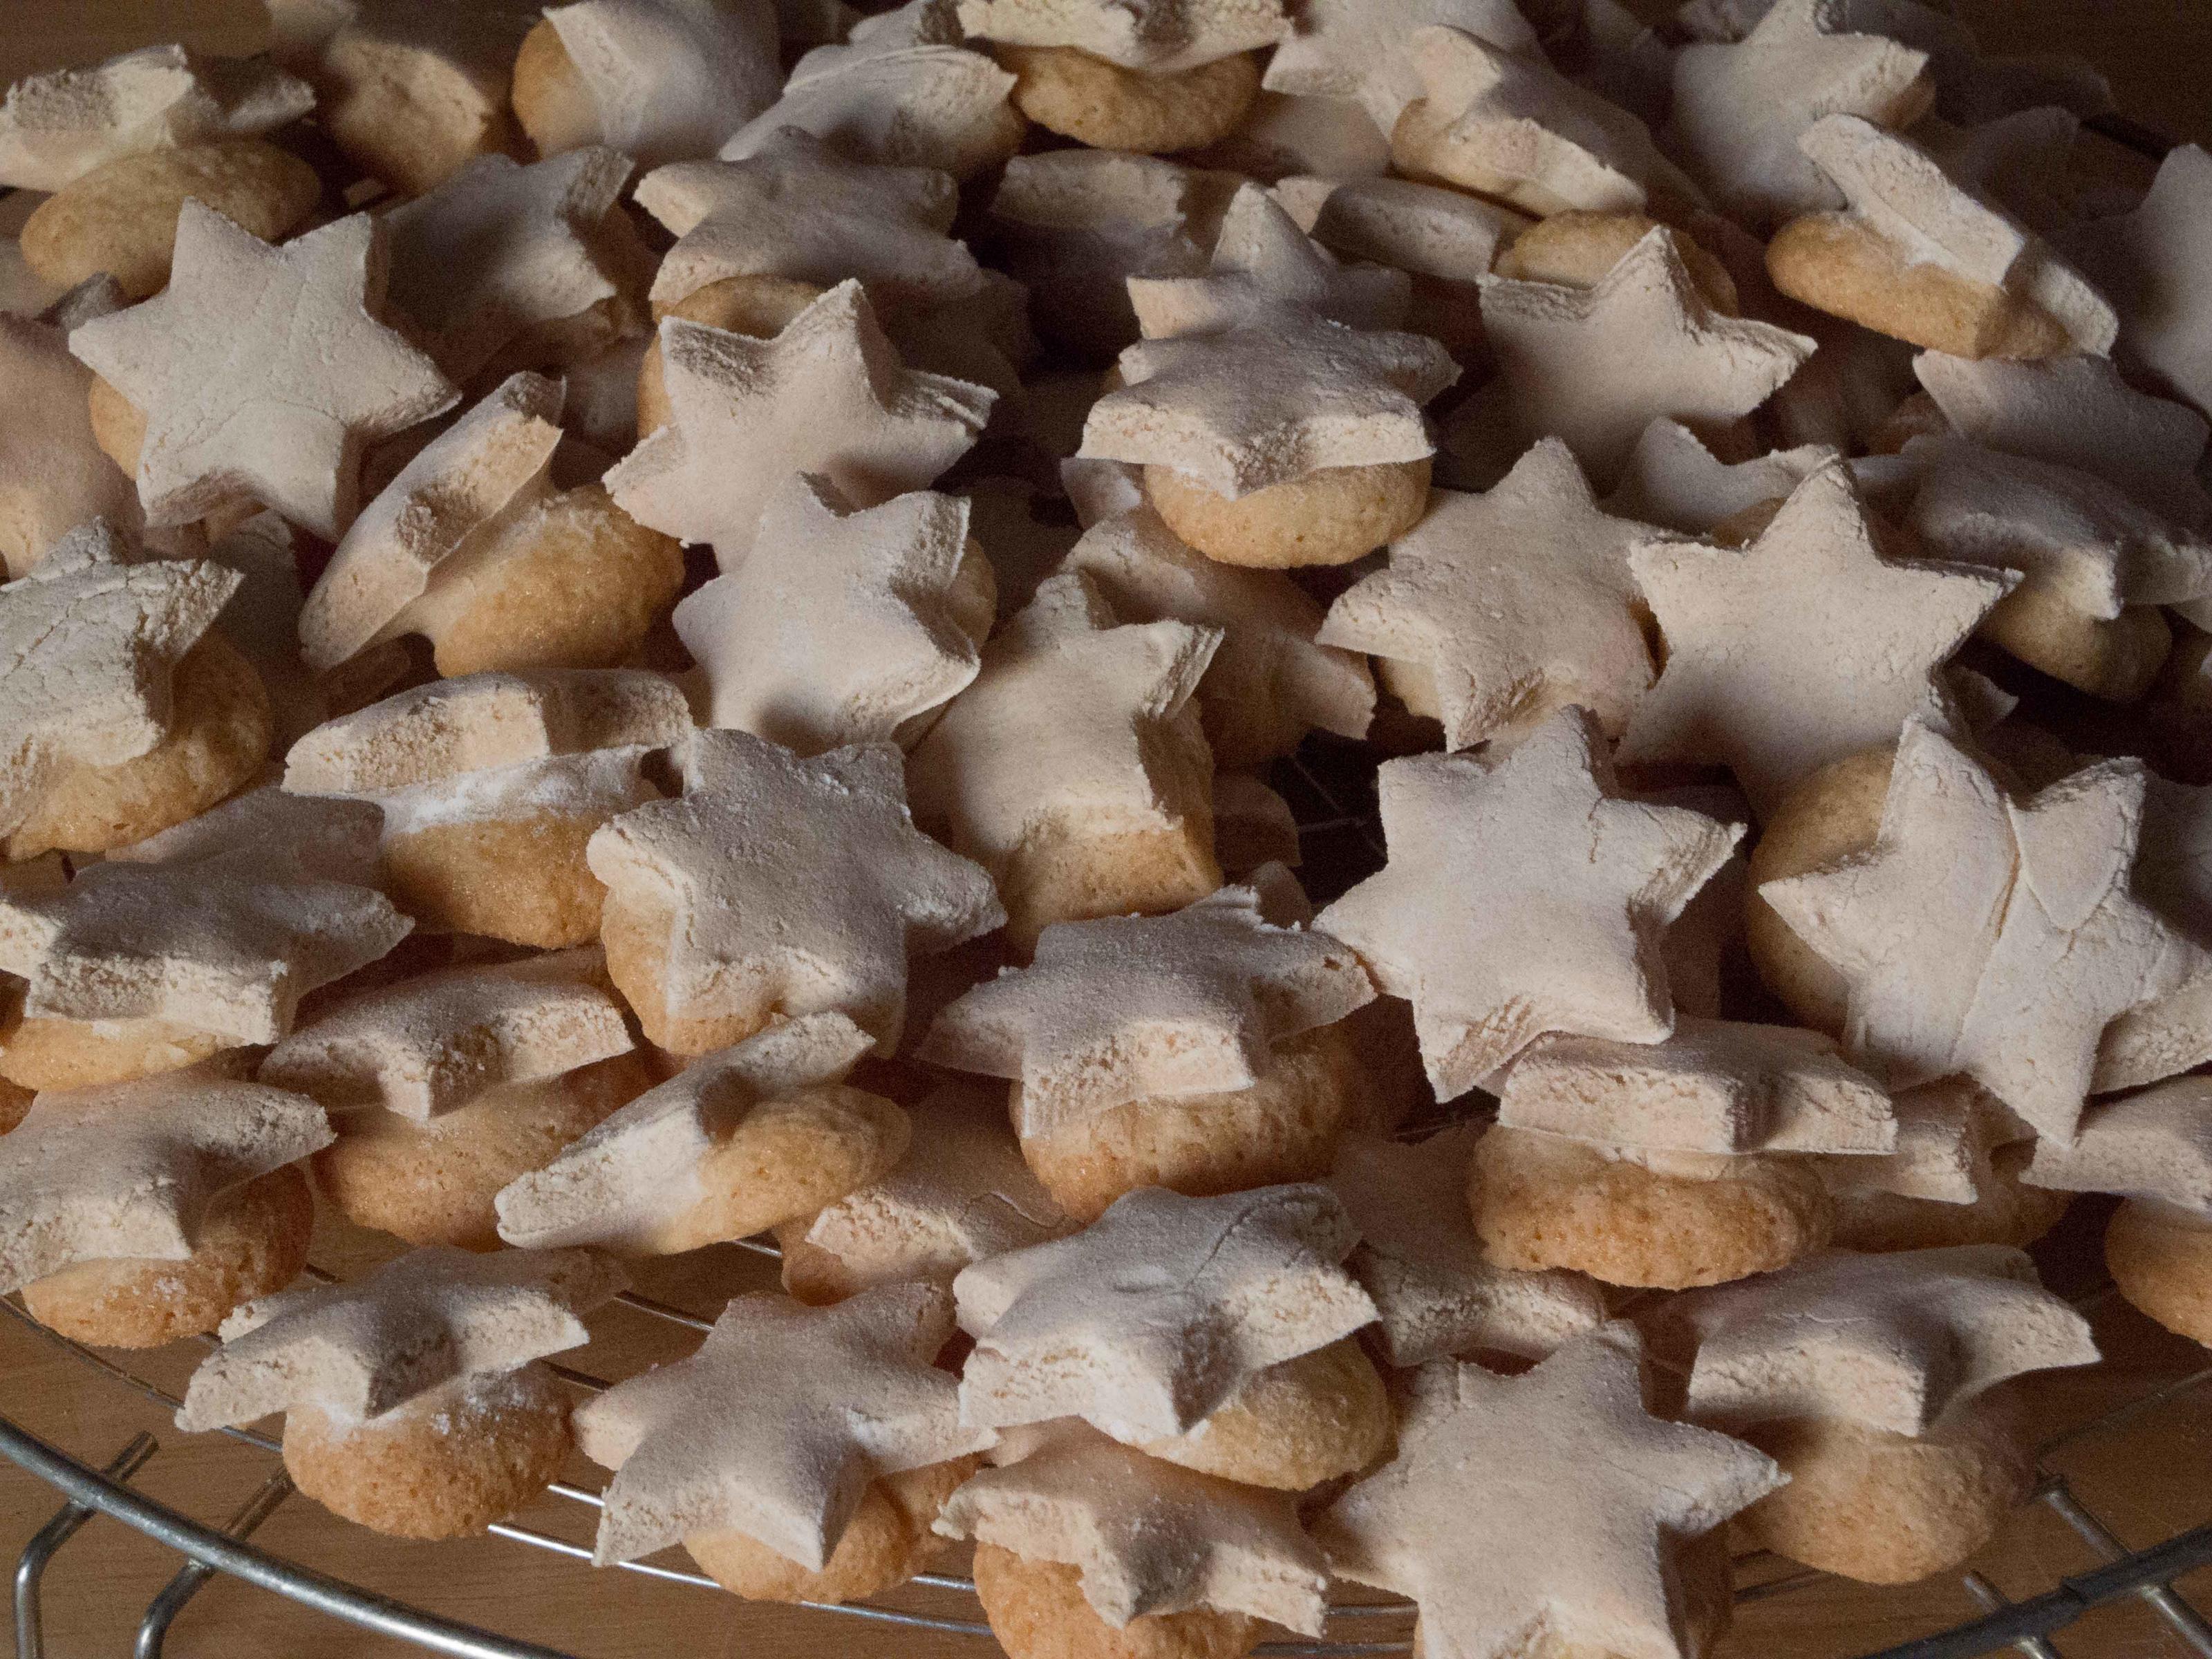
[2026,1076,2212,1214]
[1466,227,1815,487]
[635,128,982,314]
[1315,1329,1785,1659]
[1659,1246,2097,1436]
[585,729,1004,1053]
[671,474,986,755]
[957,0,1286,71]
[1262,0,1537,131]
[68,205,456,540]
[576,1282,991,1569]
[920,881,1374,1140]
[1620,458,2010,814]
[178,1244,625,1430]
[1081,308,1459,498]
[1321,437,1660,751]
[0,310,142,578]
[605,280,995,559]
[1667,0,1933,227]
[1329,1127,1609,1368]
[935,1422,1331,1633]
[953,1183,1378,1441]
[1317,706,1742,1100]
[2055,144,2212,421]
[1761,719,2206,1143]
[0,1071,332,1293]
[1126,181,1410,339]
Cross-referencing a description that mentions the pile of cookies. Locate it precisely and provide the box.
[3,1,2211,1655]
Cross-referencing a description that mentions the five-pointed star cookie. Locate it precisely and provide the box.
[953,1183,1378,1441]
[0,1071,332,1293]
[0,44,315,191]
[1329,1127,1608,1369]
[935,1422,1330,1634]
[1620,459,2010,814]
[542,0,782,169]
[2054,144,2212,421]
[1316,706,1742,1100]
[671,474,985,755]
[382,147,641,384]
[1604,417,1833,535]
[1320,437,1660,751]
[1318,1329,1784,1659]
[1498,1017,1897,1156]
[1761,719,2206,1143]
[1080,309,1459,498]
[178,1244,625,1430]
[920,882,1374,1139]
[0,546,238,843]
[1262,0,1537,132]
[585,730,1004,1052]
[2026,1076,2212,1214]
[956,0,1286,71]
[1125,181,1409,339]
[260,949,633,1122]
[1658,1246,2098,1436]
[604,281,995,559]
[635,128,982,315]
[0,312,140,579]
[577,1282,989,1568]
[68,205,457,541]
[1465,227,1815,488]
[1667,0,1933,227]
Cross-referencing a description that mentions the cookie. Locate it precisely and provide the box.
[2052,143,2212,422]
[1492,211,1738,312]
[722,35,1024,180]
[1824,1076,2070,1253]
[1126,180,1408,339]
[996,46,1260,153]
[0,308,140,579]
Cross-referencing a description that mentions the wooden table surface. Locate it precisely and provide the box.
[2,3,2210,1657]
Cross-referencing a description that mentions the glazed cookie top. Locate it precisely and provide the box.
[2054,144,2212,420]
[576,1282,991,1568]
[1329,1127,1609,1369]
[1082,307,1458,498]
[1317,706,1741,1100]
[108,786,386,886]
[0,534,239,842]
[1262,0,1537,131]
[583,732,1003,1051]
[953,1182,1377,1441]
[1320,436,1659,750]
[178,1244,626,1430]
[542,0,782,168]
[671,474,984,754]
[953,0,1288,71]
[494,1013,874,1250]
[2026,1077,2212,1215]
[0,44,314,191]
[0,1071,332,1293]
[635,129,982,313]
[604,281,995,559]
[1318,1329,1785,1659]
[261,948,634,1123]
[919,882,1374,1138]
[935,1421,1330,1633]
[1620,460,2010,813]
[1762,719,2206,1143]
[1604,417,1833,536]
[68,207,458,541]
[1125,180,1410,338]
[1658,1246,2099,1436]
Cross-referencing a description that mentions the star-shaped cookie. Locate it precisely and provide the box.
[1330,1127,1608,1369]
[1465,227,1815,488]
[541,0,782,169]
[920,882,1374,1141]
[0,1071,332,1293]
[1658,1246,2098,1436]
[956,0,1285,71]
[2054,144,2212,421]
[1262,0,1537,131]
[1667,0,1933,227]
[1125,181,1409,339]
[671,474,985,755]
[1604,417,1833,535]
[2026,1077,2212,1214]
[953,1183,1377,1441]
[1318,1329,1784,1659]
[1081,308,1459,498]
[1620,459,2009,813]
[718,39,1019,178]
[585,730,1004,1053]
[604,281,995,559]
[935,1423,1329,1634]
[1317,707,1742,1100]
[1321,438,1659,751]
[178,1244,626,1430]
[68,205,457,540]
[0,311,141,579]
[1761,718,2206,1143]
[576,1282,989,1568]
[635,129,982,315]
